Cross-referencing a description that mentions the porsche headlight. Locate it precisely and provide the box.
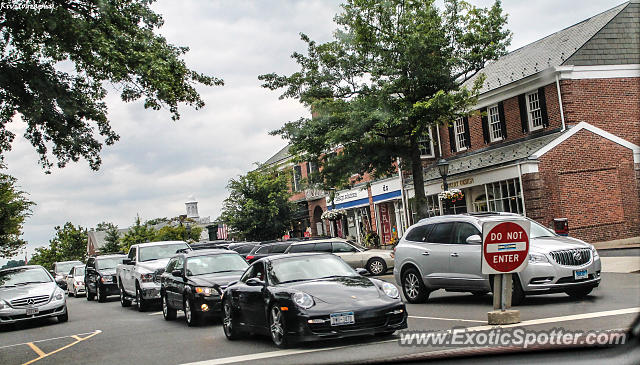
[528,253,548,264]
[293,292,314,309]
[382,282,399,299]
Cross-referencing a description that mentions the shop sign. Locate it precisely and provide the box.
[379,203,392,244]
[440,177,474,190]
[371,179,401,196]
[326,186,369,205]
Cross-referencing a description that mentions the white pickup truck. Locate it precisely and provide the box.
[116,241,190,311]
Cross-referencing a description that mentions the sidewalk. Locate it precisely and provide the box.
[600,257,640,274]
[593,236,640,250]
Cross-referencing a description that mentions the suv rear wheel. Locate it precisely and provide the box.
[402,267,429,303]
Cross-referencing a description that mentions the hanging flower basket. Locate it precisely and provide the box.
[438,188,464,203]
[321,209,346,221]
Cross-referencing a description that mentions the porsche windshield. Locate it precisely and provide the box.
[268,255,357,284]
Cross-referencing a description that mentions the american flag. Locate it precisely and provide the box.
[217,224,229,240]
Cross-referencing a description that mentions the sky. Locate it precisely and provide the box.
[2,0,627,263]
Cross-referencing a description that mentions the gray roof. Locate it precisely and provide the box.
[422,129,566,182]
[263,144,292,166]
[565,2,640,66]
[463,2,628,94]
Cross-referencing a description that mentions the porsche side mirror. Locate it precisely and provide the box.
[466,235,482,245]
[246,278,265,287]
[355,268,368,276]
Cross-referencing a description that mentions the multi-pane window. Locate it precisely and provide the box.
[292,165,302,191]
[418,128,434,158]
[454,117,467,151]
[480,178,524,214]
[306,161,318,183]
[488,105,503,142]
[526,91,543,131]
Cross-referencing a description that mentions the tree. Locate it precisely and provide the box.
[120,215,156,253]
[0,169,35,258]
[154,223,202,242]
[101,223,121,254]
[220,168,295,241]
[0,0,223,171]
[29,222,87,269]
[260,0,511,218]
[1,259,25,270]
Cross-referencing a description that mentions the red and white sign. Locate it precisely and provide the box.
[482,219,530,274]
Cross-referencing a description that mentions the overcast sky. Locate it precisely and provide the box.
[2,0,626,263]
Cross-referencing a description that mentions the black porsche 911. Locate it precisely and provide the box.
[160,249,248,326]
[221,253,407,348]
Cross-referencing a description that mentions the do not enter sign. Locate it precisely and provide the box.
[482,220,531,274]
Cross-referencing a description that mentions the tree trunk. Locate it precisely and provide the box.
[409,135,429,220]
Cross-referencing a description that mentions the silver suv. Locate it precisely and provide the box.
[393,213,601,305]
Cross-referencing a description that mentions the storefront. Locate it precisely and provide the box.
[326,185,371,242]
[371,178,406,245]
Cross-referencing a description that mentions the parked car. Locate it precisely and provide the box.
[85,254,127,302]
[245,242,292,264]
[51,260,83,290]
[65,265,86,297]
[393,212,602,305]
[221,253,407,348]
[227,242,259,259]
[0,265,68,325]
[284,239,394,275]
[117,241,190,311]
[160,249,248,326]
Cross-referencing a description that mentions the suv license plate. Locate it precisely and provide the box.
[330,312,355,326]
[574,269,588,280]
[26,307,39,315]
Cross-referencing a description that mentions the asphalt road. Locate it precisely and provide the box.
[1,272,639,365]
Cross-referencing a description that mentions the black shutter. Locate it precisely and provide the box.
[448,125,456,152]
[538,87,549,128]
[518,94,529,134]
[462,116,471,148]
[480,107,490,144]
[498,102,507,139]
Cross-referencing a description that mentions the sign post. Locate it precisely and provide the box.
[482,219,530,325]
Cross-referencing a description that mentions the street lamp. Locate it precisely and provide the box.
[437,159,450,215]
[437,159,449,190]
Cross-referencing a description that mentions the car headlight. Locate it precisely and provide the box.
[528,253,548,264]
[293,292,314,309]
[101,276,113,283]
[195,287,216,296]
[590,246,599,258]
[382,282,399,299]
[0,299,6,309]
[53,289,64,301]
[140,273,154,283]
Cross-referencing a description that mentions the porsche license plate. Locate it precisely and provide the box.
[574,269,588,280]
[26,307,39,315]
[330,312,355,326]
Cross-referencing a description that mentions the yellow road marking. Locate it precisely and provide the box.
[21,330,102,365]
[26,343,46,357]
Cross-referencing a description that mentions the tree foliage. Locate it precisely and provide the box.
[29,222,87,269]
[118,215,202,252]
[260,0,510,218]
[0,169,35,258]
[120,215,155,253]
[0,0,223,171]
[101,223,121,254]
[1,259,25,270]
[220,168,295,241]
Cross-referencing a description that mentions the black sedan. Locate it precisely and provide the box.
[221,253,407,348]
[160,249,248,326]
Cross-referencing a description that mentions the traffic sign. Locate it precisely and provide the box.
[482,219,530,274]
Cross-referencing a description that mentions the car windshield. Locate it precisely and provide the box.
[74,267,85,276]
[139,243,189,262]
[268,255,357,284]
[0,267,52,287]
[96,257,125,270]
[186,254,248,276]
[529,220,557,238]
[56,262,81,274]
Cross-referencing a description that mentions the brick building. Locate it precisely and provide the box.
[263,1,639,244]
